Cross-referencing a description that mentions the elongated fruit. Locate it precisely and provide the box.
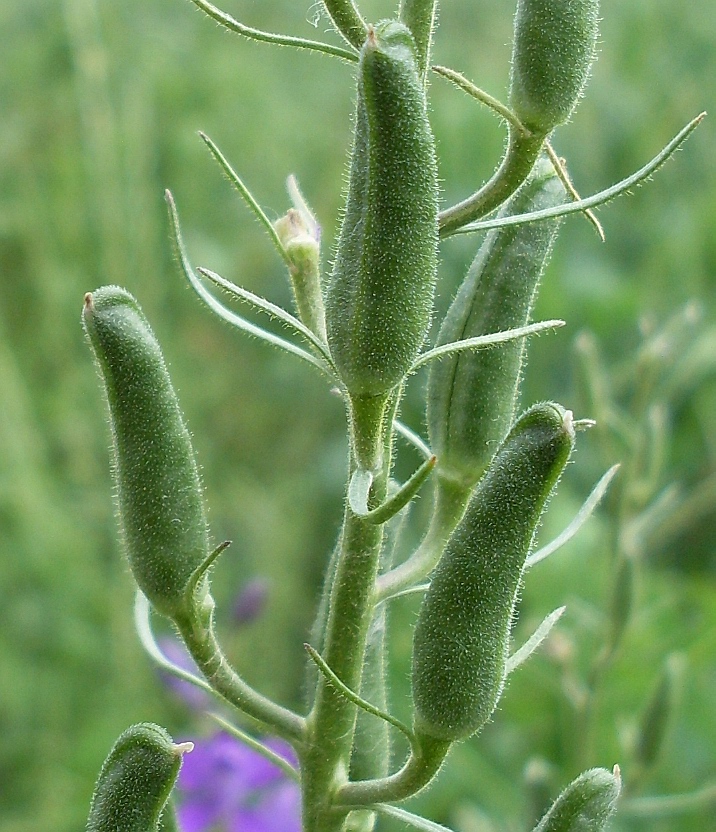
[83,286,210,620]
[86,723,192,832]
[326,21,438,396]
[510,0,599,135]
[532,767,621,832]
[428,155,566,489]
[412,403,574,740]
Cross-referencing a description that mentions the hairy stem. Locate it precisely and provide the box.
[301,394,391,832]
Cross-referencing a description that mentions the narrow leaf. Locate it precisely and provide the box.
[207,713,300,782]
[456,114,706,235]
[198,267,335,367]
[359,456,437,525]
[165,191,331,374]
[372,803,456,832]
[304,645,416,746]
[412,320,564,371]
[133,591,215,697]
[526,464,619,568]
[198,132,291,267]
[393,419,433,460]
[189,0,358,61]
[505,606,566,675]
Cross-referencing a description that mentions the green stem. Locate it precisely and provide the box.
[336,734,451,806]
[439,129,545,237]
[176,614,305,744]
[302,394,391,832]
[399,0,438,82]
[374,476,469,602]
[321,0,367,51]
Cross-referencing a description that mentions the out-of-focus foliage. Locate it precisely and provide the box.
[0,0,713,831]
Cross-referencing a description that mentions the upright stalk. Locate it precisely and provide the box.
[302,393,391,832]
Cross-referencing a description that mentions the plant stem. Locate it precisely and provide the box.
[336,733,451,806]
[302,394,391,831]
[439,129,544,237]
[375,476,469,602]
[176,614,305,744]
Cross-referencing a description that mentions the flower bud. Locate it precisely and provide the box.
[412,403,574,741]
[326,21,438,396]
[86,723,192,832]
[509,0,599,135]
[274,178,326,341]
[83,286,211,620]
[428,156,566,489]
[532,767,621,832]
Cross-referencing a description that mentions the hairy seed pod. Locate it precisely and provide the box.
[412,403,575,741]
[428,156,566,489]
[509,0,599,135]
[86,723,192,832]
[83,286,210,620]
[326,21,438,396]
[532,767,621,832]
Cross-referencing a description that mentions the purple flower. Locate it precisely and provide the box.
[176,732,301,832]
[231,578,270,625]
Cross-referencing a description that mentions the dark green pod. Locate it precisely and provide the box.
[412,403,574,740]
[326,21,438,396]
[428,156,566,489]
[83,286,210,619]
[509,0,599,135]
[532,767,621,832]
[86,723,191,832]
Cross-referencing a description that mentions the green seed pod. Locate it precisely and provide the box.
[412,403,575,741]
[532,767,621,832]
[428,156,566,490]
[86,723,192,832]
[326,21,438,397]
[509,0,599,135]
[634,655,681,773]
[83,286,210,620]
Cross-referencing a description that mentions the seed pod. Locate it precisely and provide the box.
[83,286,210,620]
[428,156,566,489]
[412,403,574,741]
[86,723,192,832]
[509,0,599,135]
[326,21,438,397]
[532,767,621,832]
[634,655,681,773]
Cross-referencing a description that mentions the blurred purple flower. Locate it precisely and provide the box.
[157,637,211,711]
[176,732,301,832]
[231,578,270,625]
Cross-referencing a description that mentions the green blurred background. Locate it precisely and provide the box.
[1,0,714,830]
